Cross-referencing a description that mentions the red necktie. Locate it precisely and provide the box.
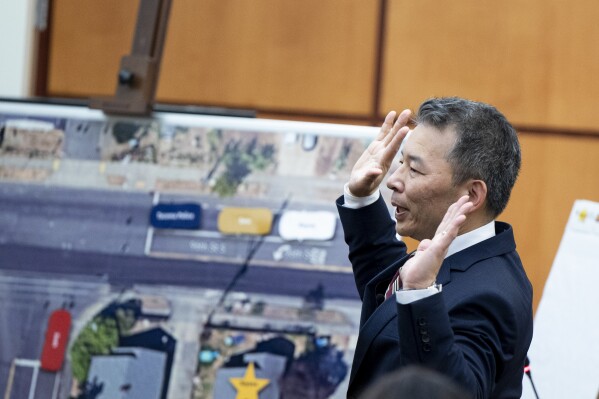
[385,251,416,299]
[385,268,402,299]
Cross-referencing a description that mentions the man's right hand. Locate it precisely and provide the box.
[347,109,412,197]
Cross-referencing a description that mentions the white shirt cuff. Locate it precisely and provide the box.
[343,183,380,209]
[395,284,442,305]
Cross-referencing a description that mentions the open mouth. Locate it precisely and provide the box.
[395,206,409,219]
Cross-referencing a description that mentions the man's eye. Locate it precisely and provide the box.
[410,167,420,174]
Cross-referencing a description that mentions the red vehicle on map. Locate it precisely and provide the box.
[40,309,71,372]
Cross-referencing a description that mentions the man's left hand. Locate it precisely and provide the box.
[400,196,474,290]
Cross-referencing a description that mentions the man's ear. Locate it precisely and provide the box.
[466,180,487,212]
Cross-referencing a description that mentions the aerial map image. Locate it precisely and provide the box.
[0,100,392,399]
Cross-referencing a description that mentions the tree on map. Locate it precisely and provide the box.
[211,137,276,197]
[70,316,119,382]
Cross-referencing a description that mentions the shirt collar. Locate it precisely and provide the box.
[445,220,495,259]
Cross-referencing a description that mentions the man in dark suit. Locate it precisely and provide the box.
[336,97,533,399]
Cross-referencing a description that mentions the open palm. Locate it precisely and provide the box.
[400,196,474,289]
[348,109,412,197]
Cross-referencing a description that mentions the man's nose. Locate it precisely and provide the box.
[386,166,405,192]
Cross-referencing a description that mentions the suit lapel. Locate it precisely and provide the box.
[349,295,397,384]
[349,256,408,385]
[358,257,405,327]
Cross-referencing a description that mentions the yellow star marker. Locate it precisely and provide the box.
[229,362,270,399]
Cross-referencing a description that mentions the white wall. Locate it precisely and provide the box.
[0,0,37,97]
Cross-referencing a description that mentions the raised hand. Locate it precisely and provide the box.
[348,109,412,197]
[400,195,474,290]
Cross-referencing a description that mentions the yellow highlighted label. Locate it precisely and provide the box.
[218,207,273,235]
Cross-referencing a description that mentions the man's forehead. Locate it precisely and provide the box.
[400,125,455,161]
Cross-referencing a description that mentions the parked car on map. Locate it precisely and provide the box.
[40,309,71,372]
[278,210,336,241]
[217,207,273,235]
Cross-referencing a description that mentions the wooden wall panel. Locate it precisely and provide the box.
[48,0,140,97]
[157,0,379,115]
[501,132,599,311]
[47,0,379,117]
[381,0,599,132]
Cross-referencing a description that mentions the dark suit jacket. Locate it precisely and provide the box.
[337,195,533,399]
